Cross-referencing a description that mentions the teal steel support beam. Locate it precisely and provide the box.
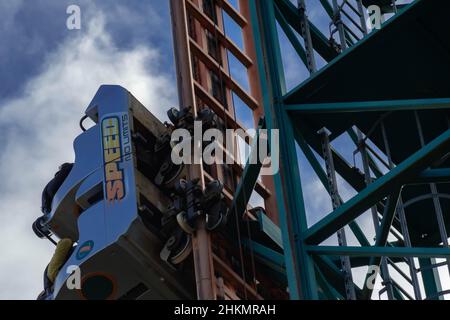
[228,119,266,220]
[296,124,402,299]
[249,1,303,296]
[306,246,450,259]
[315,264,344,300]
[361,188,401,298]
[250,0,318,299]
[316,255,405,300]
[294,128,329,188]
[303,128,450,244]
[294,127,371,247]
[241,239,288,287]
[372,188,402,249]
[411,168,450,185]
[313,255,344,287]
[256,210,283,249]
[313,255,364,299]
[295,118,388,225]
[284,98,450,113]
[294,128,401,299]
[319,0,334,17]
[242,239,374,301]
[242,240,285,275]
[419,258,444,300]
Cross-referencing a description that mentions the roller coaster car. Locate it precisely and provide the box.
[39,85,195,300]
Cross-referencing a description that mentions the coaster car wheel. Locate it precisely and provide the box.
[170,233,192,265]
[176,212,195,234]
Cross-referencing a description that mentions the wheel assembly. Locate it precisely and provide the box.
[169,233,192,265]
[160,228,192,266]
[176,212,196,234]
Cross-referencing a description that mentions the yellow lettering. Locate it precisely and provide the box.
[105,162,122,181]
[102,117,126,203]
[104,147,121,163]
[107,180,124,201]
[104,135,120,150]
[102,118,119,137]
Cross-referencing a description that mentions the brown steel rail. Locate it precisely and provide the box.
[170,0,278,300]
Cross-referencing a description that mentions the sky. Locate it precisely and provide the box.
[0,0,177,299]
[0,0,444,300]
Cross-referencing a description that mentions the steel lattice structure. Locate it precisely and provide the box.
[247,0,450,300]
[170,0,450,300]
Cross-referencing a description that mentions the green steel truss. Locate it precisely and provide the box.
[238,0,450,300]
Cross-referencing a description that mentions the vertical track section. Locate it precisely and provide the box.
[170,0,216,300]
[170,0,279,300]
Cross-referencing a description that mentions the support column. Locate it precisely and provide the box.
[250,0,318,299]
[418,258,443,300]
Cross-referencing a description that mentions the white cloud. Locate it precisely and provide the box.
[0,12,176,300]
